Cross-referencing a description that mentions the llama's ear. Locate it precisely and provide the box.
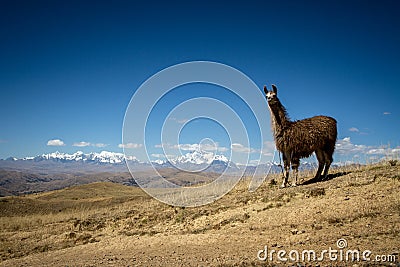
[263,85,268,94]
[271,84,278,94]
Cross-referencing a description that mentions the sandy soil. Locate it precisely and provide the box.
[1,164,399,266]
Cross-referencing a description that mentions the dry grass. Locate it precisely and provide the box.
[1,163,399,266]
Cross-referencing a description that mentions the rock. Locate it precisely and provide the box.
[291,229,299,235]
[290,229,304,235]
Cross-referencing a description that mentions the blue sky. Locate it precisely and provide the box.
[0,0,399,164]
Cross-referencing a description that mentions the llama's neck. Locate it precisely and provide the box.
[268,99,291,139]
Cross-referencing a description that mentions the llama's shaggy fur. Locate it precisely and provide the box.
[264,84,337,187]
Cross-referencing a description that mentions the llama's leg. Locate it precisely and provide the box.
[282,164,290,188]
[321,150,333,180]
[314,150,325,181]
[291,158,300,186]
[281,153,290,188]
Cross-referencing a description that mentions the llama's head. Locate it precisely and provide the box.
[263,84,278,104]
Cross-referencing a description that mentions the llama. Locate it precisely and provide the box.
[264,84,337,188]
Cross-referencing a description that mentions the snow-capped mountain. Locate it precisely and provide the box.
[14,151,138,165]
[152,150,239,172]
[3,150,238,171]
[2,150,325,174]
[3,150,239,172]
[171,151,228,165]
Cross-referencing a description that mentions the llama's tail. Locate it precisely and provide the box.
[328,117,338,154]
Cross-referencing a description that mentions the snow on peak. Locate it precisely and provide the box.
[31,151,138,164]
[212,154,229,163]
[88,151,137,164]
[170,150,229,165]
[151,159,165,165]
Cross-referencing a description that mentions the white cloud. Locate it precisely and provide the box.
[118,143,143,149]
[199,143,228,152]
[335,137,400,161]
[216,146,229,153]
[158,142,260,155]
[349,127,359,132]
[261,141,276,156]
[151,153,175,159]
[230,143,258,154]
[92,143,108,148]
[73,142,108,148]
[178,143,200,151]
[156,143,228,153]
[47,139,65,146]
[335,137,367,155]
[366,148,386,155]
[367,147,400,155]
[383,112,391,115]
[73,141,91,147]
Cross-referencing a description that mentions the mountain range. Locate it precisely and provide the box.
[0,151,239,196]
[1,150,325,175]
[0,150,348,197]
[1,150,241,173]
[4,151,138,164]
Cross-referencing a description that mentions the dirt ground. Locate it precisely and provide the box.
[1,163,399,266]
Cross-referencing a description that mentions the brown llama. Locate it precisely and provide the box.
[264,84,337,188]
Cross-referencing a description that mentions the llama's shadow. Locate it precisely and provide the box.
[301,171,351,185]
